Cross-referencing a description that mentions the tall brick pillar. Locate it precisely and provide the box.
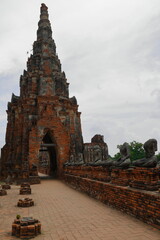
[0,4,83,180]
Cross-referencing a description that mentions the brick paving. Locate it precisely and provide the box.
[0,179,160,240]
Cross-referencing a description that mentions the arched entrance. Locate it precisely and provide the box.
[38,131,57,177]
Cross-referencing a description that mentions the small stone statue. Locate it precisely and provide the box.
[132,139,158,168]
[102,158,114,167]
[93,145,103,164]
[64,152,84,166]
[64,154,75,166]
[113,142,131,169]
[76,153,84,164]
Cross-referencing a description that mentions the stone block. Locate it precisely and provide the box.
[20,186,31,195]
[12,217,41,238]
[17,198,34,207]
[1,184,11,189]
[0,189,7,196]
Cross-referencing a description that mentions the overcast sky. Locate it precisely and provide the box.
[0,0,160,156]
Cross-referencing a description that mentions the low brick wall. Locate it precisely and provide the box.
[64,165,160,190]
[65,165,111,182]
[64,166,160,229]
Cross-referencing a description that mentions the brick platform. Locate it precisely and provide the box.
[20,186,31,195]
[0,189,7,196]
[17,198,34,207]
[21,183,30,188]
[2,184,11,190]
[12,217,41,238]
[0,180,160,240]
[64,174,160,230]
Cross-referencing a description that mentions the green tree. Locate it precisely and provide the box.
[113,152,121,160]
[113,141,145,162]
[129,141,145,162]
[156,153,160,161]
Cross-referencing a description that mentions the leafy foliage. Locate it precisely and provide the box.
[156,153,160,161]
[113,141,145,162]
[129,141,145,161]
[113,152,121,160]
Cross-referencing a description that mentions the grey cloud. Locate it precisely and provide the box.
[1,0,160,156]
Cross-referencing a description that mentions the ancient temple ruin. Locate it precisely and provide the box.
[1,3,160,231]
[0,3,84,180]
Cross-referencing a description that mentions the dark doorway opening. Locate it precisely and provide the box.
[38,132,57,178]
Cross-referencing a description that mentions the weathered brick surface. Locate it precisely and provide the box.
[0,3,83,180]
[64,165,111,182]
[12,217,41,238]
[1,184,11,190]
[129,167,160,191]
[64,173,160,229]
[20,186,31,195]
[84,135,108,163]
[17,198,34,207]
[111,168,132,186]
[0,180,160,240]
[64,165,160,190]
[21,183,30,188]
[0,189,7,196]
[64,165,160,229]
[110,167,160,190]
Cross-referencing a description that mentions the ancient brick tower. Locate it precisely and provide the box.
[0,3,83,180]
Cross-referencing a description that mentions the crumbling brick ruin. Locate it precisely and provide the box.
[17,198,34,207]
[0,3,83,181]
[1,3,160,230]
[0,189,7,196]
[12,217,41,238]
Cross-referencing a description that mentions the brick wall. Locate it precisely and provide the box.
[64,166,160,229]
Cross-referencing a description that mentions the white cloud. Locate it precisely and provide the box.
[0,0,160,156]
